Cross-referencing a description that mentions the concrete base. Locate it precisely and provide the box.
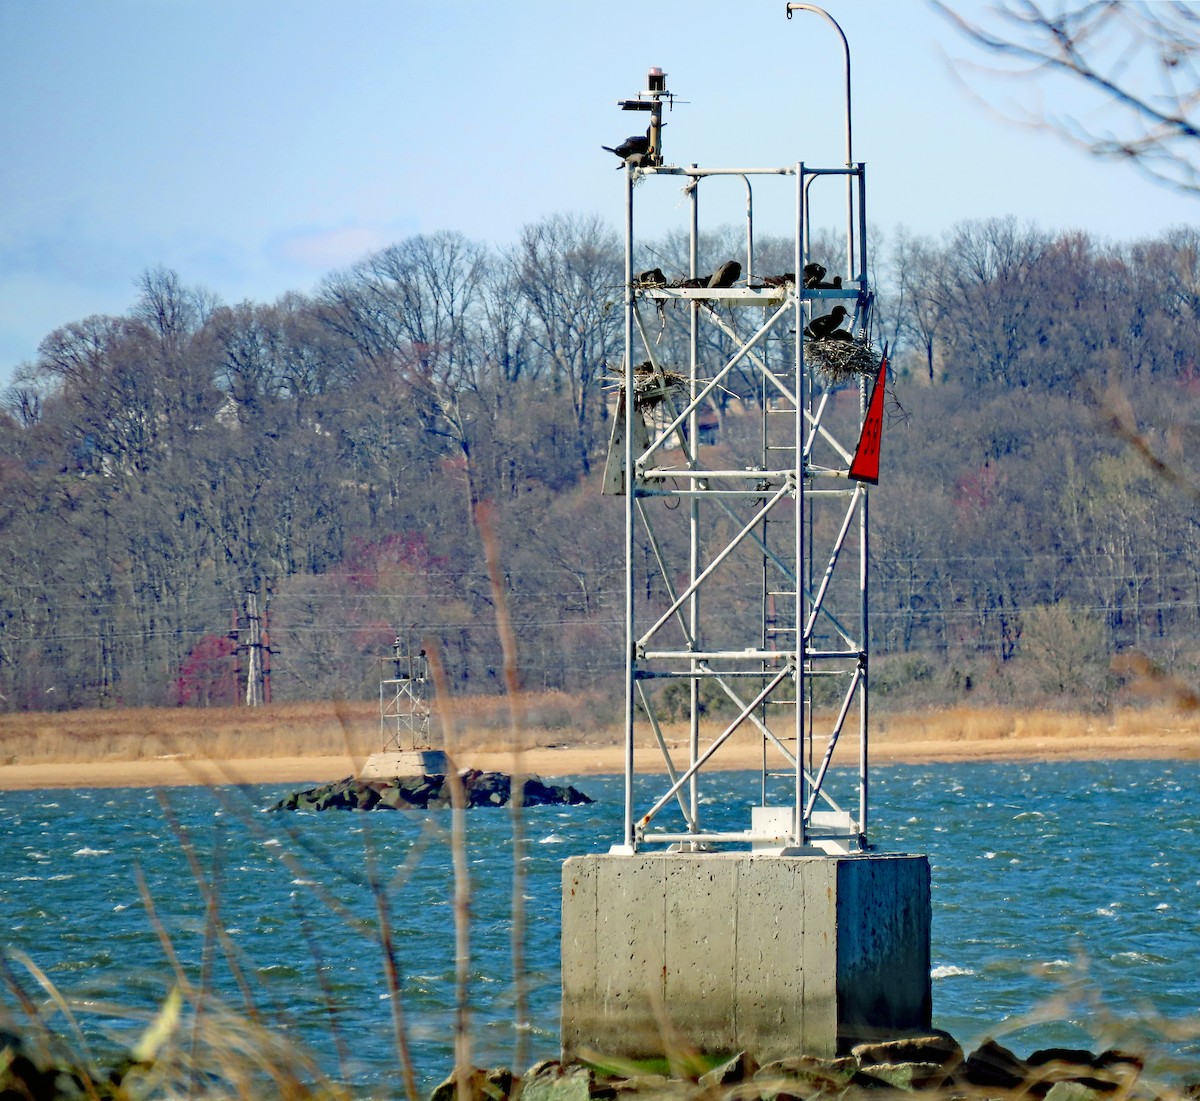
[359,750,451,779]
[561,852,930,1064]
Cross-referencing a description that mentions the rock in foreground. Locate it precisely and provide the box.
[268,770,593,812]
[432,1037,1175,1101]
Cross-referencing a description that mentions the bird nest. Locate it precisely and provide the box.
[804,337,881,384]
[606,363,689,410]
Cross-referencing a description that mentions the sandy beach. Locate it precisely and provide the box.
[0,701,1197,791]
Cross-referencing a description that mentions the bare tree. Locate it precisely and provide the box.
[132,265,216,353]
[907,217,1050,389]
[891,229,949,382]
[934,1,1200,194]
[514,214,622,475]
[320,232,500,511]
[30,315,168,475]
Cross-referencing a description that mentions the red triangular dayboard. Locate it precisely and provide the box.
[848,355,887,484]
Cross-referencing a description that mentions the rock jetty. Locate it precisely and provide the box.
[432,1035,1190,1101]
[3,1025,1194,1099]
[268,770,593,812]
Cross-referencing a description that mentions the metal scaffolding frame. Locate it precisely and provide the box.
[609,73,875,856]
[379,642,431,752]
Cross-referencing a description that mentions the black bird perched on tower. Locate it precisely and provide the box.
[602,126,651,167]
[803,304,849,341]
[708,260,741,289]
[803,262,827,287]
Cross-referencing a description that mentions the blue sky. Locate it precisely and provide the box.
[2,0,1196,387]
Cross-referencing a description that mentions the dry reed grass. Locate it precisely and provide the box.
[875,705,1200,761]
[1,702,1197,780]
[0,690,617,767]
[0,700,376,765]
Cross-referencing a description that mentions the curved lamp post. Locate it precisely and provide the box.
[786,2,855,279]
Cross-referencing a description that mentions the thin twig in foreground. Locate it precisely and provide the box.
[427,641,474,1099]
[474,501,531,1069]
[364,838,419,1101]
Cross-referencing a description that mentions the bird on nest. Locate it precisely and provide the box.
[635,267,666,288]
[803,304,851,342]
[707,260,741,289]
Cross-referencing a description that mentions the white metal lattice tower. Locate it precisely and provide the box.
[379,640,431,752]
[605,66,880,855]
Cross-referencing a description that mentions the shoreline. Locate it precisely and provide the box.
[1,729,1196,791]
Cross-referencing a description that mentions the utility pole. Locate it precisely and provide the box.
[233,585,275,706]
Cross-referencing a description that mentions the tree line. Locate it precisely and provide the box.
[2,213,1199,713]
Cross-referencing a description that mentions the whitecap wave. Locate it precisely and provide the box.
[72,847,111,857]
[1040,959,1072,969]
[931,964,974,979]
[538,833,566,844]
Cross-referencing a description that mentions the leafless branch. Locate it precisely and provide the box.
[933,0,1200,193]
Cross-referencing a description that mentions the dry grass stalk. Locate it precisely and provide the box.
[1113,652,1200,710]
[2,868,348,1098]
[365,838,419,1101]
[473,502,532,1070]
[425,643,473,1101]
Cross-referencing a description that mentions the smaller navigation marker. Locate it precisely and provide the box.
[848,354,888,484]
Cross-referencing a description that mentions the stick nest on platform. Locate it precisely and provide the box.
[607,362,690,410]
[804,337,881,384]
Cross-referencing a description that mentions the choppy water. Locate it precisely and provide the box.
[2,760,1198,1091]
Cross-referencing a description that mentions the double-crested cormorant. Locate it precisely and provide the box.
[602,127,651,167]
[803,304,849,341]
[708,260,742,289]
[803,262,827,287]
